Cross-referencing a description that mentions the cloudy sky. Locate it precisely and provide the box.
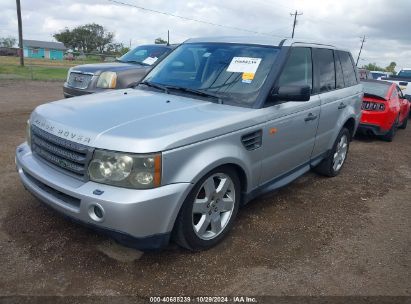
[1,0,410,69]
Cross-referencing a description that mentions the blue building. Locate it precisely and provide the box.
[23,40,66,60]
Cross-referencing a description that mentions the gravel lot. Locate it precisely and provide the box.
[0,80,410,299]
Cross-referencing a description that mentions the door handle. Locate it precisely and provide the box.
[338,103,347,109]
[304,113,318,121]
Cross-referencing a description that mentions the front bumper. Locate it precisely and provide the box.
[63,83,109,98]
[15,143,192,250]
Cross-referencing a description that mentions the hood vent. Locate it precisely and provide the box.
[241,130,262,151]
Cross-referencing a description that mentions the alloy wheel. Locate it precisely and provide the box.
[191,173,236,240]
[333,134,348,172]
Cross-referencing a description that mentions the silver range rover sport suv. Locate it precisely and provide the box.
[16,36,362,251]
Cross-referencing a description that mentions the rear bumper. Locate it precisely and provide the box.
[360,110,393,133]
[15,143,192,250]
[357,123,388,136]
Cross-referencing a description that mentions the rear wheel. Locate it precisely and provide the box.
[398,116,408,130]
[314,128,350,177]
[173,167,240,251]
[381,117,399,141]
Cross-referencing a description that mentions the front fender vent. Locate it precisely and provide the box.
[241,130,262,151]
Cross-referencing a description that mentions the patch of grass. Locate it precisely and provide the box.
[0,64,69,80]
[0,55,103,80]
[0,55,101,67]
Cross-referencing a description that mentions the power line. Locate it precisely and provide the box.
[290,10,303,38]
[107,0,284,38]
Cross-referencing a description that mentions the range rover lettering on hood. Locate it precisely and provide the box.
[33,118,92,144]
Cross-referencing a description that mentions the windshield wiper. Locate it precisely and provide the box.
[167,86,223,104]
[139,81,169,94]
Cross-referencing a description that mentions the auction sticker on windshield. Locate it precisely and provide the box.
[227,57,262,74]
[142,57,158,65]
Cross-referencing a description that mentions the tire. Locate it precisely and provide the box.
[173,166,241,251]
[314,128,351,177]
[381,117,398,142]
[398,116,408,130]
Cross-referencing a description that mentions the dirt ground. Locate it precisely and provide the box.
[0,80,410,300]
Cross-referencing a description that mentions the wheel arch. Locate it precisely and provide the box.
[342,117,356,139]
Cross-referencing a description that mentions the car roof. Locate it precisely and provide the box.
[137,44,176,49]
[184,36,349,51]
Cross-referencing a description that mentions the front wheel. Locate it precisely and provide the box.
[173,167,240,251]
[314,128,350,177]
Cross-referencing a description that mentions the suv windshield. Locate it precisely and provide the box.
[118,45,170,65]
[141,43,280,106]
[398,70,411,78]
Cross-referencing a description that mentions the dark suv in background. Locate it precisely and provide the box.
[63,44,175,98]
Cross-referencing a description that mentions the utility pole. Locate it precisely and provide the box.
[356,35,366,66]
[167,30,170,46]
[16,0,24,67]
[290,10,303,38]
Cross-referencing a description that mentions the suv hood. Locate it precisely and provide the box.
[71,62,149,76]
[31,89,263,153]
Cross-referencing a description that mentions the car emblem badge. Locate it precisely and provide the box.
[59,159,67,168]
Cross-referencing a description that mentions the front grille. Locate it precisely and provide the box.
[67,72,93,89]
[31,125,93,180]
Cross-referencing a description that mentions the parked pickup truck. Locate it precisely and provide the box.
[16,36,362,251]
[381,68,411,100]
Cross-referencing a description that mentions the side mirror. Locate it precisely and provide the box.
[271,85,311,102]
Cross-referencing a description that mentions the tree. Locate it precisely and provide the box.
[362,63,385,71]
[154,37,167,44]
[54,23,114,53]
[106,43,129,55]
[0,37,17,48]
[385,62,397,74]
[53,28,74,48]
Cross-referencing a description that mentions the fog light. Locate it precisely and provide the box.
[88,204,105,222]
[94,205,103,218]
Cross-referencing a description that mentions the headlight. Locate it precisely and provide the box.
[88,150,161,189]
[26,120,31,147]
[96,72,117,89]
[66,68,72,82]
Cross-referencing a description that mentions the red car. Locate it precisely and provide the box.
[359,80,410,141]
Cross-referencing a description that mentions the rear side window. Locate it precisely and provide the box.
[396,86,404,98]
[314,48,336,92]
[391,89,398,100]
[339,51,358,87]
[335,52,345,89]
[278,47,312,90]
